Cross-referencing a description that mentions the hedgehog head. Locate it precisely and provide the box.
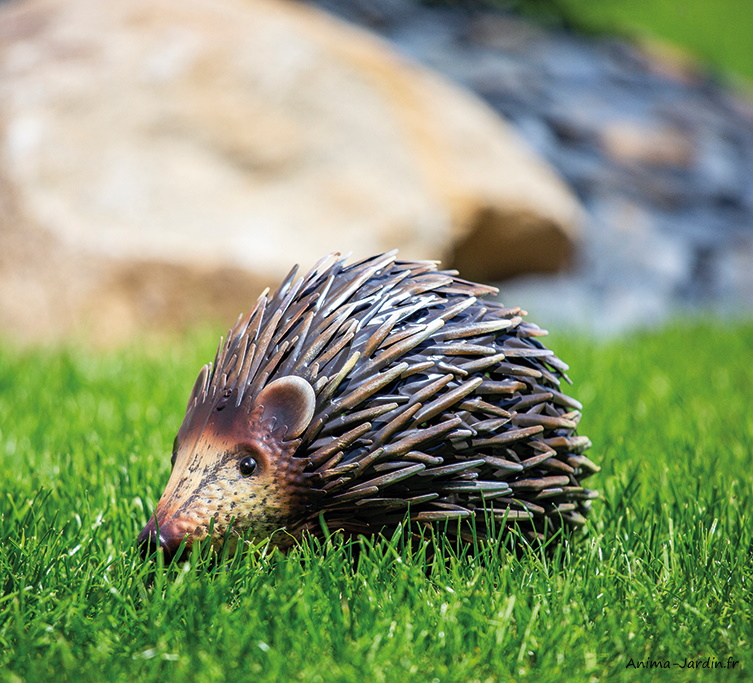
[138,375,316,559]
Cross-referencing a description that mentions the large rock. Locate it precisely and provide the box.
[0,0,581,344]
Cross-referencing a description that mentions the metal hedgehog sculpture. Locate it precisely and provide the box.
[138,252,599,559]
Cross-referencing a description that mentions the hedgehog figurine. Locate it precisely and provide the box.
[138,252,598,560]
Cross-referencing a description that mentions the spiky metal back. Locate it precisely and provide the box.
[186,251,598,540]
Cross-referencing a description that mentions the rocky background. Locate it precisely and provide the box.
[1,0,751,343]
[314,0,753,335]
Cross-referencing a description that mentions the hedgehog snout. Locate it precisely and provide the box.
[137,516,190,563]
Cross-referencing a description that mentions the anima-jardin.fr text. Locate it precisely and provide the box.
[626,656,741,669]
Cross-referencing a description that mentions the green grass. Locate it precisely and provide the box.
[559,0,753,84]
[1,322,752,681]
[455,0,753,84]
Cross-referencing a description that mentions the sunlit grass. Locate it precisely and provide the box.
[0,322,751,681]
[561,0,753,84]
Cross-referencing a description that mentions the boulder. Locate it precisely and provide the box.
[0,0,581,344]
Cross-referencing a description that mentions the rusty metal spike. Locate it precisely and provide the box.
[358,311,403,359]
[566,454,601,472]
[518,451,556,470]
[511,392,554,412]
[350,318,446,381]
[512,413,578,431]
[457,398,511,419]
[423,343,496,357]
[319,463,361,489]
[371,460,416,473]
[372,318,429,351]
[471,426,545,448]
[457,352,509,374]
[332,362,410,414]
[436,360,468,377]
[502,347,556,359]
[402,374,454,406]
[400,360,436,378]
[308,422,374,469]
[417,458,485,478]
[269,292,318,350]
[273,310,316,379]
[318,402,399,438]
[542,436,593,454]
[436,296,479,323]
[436,279,498,297]
[312,351,361,411]
[401,451,444,466]
[411,377,484,426]
[250,340,292,399]
[380,416,462,458]
[314,319,359,371]
[320,252,397,318]
[510,475,572,491]
[414,510,473,522]
[328,486,380,505]
[435,318,517,341]
[438,481,512,494]
[370,403,423,449]
[229,336,252,404]
[536,458,575,475]
[467,416,511,434]
[484,455,525,472]
[354,498,411,510]
[349,463,426,492]
[477,380,528,395]
[266,264,300,309]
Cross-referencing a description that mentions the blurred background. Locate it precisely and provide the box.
[1,0,752,344]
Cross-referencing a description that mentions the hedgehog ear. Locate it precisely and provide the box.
[252,376,316,439]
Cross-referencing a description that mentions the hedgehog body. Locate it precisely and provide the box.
[138,252,599,558]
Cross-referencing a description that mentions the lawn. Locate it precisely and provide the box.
[0,321,751,682]
[557,0,753,84]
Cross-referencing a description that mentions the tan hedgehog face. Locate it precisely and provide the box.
[138,376,316,559]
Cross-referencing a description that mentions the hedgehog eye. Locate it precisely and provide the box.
[239,456,257,477]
